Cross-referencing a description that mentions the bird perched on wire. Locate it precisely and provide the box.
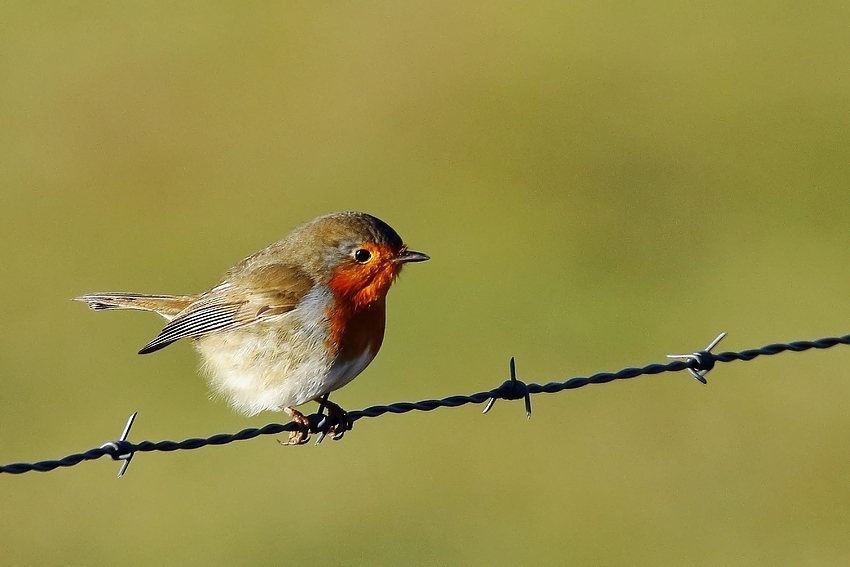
[75,211,429,444]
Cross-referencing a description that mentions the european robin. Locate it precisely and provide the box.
[75,211,429,444]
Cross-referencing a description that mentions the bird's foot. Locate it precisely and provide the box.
[279,407,311,445]
[316,397,353,442]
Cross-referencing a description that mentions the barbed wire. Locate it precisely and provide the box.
[2,331,850,478]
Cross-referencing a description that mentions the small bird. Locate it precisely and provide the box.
[75,211,429,444]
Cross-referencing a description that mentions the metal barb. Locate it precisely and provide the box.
[482,363,503,415]
[314,394,330,445]
[314,415,329,445]
[98,412,137,478]
[667,332,727,384]
[511,358,532,419]
[524,388,532,420]
[482,357,532,418]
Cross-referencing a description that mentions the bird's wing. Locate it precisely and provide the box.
[138,264,314,354]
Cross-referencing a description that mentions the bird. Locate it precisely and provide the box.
[75,211,429,444]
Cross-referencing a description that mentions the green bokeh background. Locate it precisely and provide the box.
[2,2,849,565]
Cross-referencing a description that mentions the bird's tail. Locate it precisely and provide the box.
[74,292,198,321]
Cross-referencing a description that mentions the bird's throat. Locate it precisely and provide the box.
[325,261,397,359]
[327,262,397,309]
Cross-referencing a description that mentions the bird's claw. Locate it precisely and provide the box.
[281,400,353,446]
[280,407,311,445]
[280,429,310,446]
[327,402,352,442]
[315,398,352,444]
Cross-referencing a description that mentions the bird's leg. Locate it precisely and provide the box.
[280,406,311,445]
[316,394,352,441]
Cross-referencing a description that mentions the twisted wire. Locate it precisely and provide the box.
[3,332,849,476]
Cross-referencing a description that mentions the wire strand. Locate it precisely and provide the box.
[3,332,849,476]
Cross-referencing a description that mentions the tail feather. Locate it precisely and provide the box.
[74,293,198,320]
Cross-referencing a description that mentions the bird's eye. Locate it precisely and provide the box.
[354,248,372,263]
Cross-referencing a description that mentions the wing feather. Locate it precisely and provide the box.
[138,263,314,354]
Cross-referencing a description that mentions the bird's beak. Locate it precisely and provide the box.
[394,249,430,263]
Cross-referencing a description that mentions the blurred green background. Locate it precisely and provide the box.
[2,2,849,565]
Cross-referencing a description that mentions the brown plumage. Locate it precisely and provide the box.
[75,211,429,444]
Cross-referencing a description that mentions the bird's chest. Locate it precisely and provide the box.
[320,296,385,392]
[327,296,387,364]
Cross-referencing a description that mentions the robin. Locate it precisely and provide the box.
[75,211,429,444]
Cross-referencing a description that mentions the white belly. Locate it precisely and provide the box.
[193,286,375,416]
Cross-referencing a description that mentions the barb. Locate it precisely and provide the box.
[666,332,727,384]
[3,331,850,477]
[99,412,137,478]
[481,357,532,418]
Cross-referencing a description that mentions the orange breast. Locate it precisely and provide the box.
[325,250,398,362]
[327,296,387,362]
